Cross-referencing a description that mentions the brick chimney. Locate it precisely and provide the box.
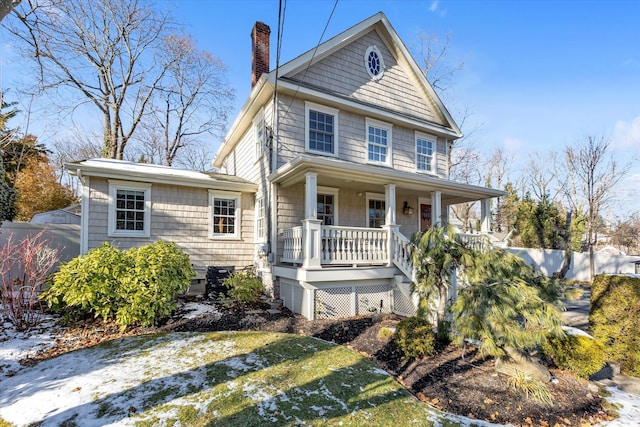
[251,21,271,88]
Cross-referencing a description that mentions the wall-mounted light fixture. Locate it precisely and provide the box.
[403,201,414,215]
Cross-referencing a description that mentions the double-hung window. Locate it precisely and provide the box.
[416,133,435,173]
[255,196,265,242]
[305,102,339,156]
[254,111,265,160]
[366,118,392,165]
[209,191,241,239]
[108,181,151,237]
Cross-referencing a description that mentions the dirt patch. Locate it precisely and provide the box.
[23,298,612,426]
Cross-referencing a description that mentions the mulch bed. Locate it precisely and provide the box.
[23,297,612,427]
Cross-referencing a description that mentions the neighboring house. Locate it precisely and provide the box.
[67,12,503,320]
[30,204,81,225]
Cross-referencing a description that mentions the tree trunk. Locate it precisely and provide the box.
[558,210,572,279]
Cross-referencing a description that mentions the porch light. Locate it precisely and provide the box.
[403,201,414,215]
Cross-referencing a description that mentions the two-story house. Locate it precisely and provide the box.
[67,12,503,320]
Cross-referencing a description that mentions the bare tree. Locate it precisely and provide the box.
[565,135,629,280]
[416,31,464,94]
[526,151,560,202]
[0,0,19,22]
[449,148,484,231]
[141,35,234,166]
[6,0,176,160]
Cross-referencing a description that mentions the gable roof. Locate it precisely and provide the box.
[213,12,461,168]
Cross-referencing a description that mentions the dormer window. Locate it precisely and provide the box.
[365,46,384,80]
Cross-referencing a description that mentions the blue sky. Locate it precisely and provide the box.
[2,0,639,217]
[172,0,640,217]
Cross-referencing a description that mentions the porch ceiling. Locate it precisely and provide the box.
[269,155,504,205]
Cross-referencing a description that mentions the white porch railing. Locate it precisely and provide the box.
[282,226,303,264]
[458,232,486,251]
[321,226,387,265]
[281,225,488,276]
[390,229,414,281]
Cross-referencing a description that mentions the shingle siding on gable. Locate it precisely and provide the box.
[86,178,255,268]
[290,30,445,126]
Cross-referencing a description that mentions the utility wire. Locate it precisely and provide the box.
[279,0,339,122]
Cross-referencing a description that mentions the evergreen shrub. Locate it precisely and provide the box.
[395,316,436,359]
[221,269,265,304]
[590,275,640,377]
[43,241,194,329]
[542,332,606,378]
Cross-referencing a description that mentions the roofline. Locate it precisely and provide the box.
[213,11,464,168]
[269,155,505,202]
[212,75,273,168]
[275,12,461,136]
[66,160,257,193]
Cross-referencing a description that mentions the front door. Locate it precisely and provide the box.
[420,204,432,230]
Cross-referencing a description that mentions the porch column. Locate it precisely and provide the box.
[302,172,321,268]
[431,191,442,227]
[383,184,397,267]
[304,172,318,219]
[384,184,396,225]
[480,198,491,233]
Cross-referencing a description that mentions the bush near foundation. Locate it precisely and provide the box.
[395,316,436,359]
[43,241,194,329]
[590,274,640,377]
[542,332,606,378]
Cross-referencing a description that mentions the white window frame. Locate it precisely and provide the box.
[415,132,436,175]
[365,192,386,228]
[209,190,242,240]
[254,109,265,162]
[305,101,339,157]
[365,118,392,166]
[254,194,265,243]
[107,180,151,238]
[317,186,339,226]
[364,45,385,80]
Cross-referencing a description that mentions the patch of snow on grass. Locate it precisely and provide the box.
[0,316,60,380]
[181,302,222,320]
[603,386,640,427]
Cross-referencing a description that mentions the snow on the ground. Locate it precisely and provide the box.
[1,313,640,427]
[600,386,640,427]
[0,315,61,380]
[181,301,222,320]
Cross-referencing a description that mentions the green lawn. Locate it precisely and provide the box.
[0,332,480,426]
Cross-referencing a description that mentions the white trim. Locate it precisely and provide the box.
[317,186,340,226]
[107,180,152,238]
[208,190,242,240]
[66,159,257,193]
[365,118,393,167]
[365,192,385,228]
[415,131,436,175]
[254,193,265,243]
[80,175,90,254]
[364,45,385,80]
[305,101,339,157]
[253,108,265,163]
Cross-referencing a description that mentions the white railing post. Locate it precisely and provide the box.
[383,224,399,267]
[302,219,322,269]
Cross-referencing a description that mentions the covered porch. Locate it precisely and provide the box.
[269,155,503,319]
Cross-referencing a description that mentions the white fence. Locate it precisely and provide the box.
[505,247,640,281]
[0,222,80,264]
